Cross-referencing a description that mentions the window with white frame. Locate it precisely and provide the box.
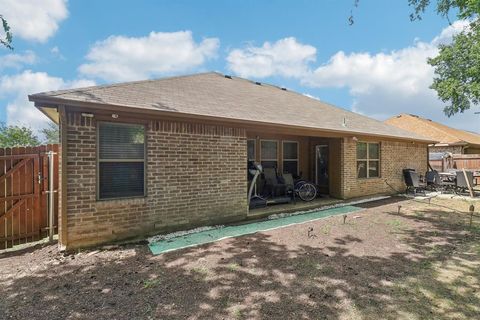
[283,141,299,176]
[261,140,278,169]
[247,139,256,162]
[98,122,146,199]
[356,142,380,178]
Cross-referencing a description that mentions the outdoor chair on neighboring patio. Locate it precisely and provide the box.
[403,169,426,195]
[455,170,475,195]
[425,170,455,192]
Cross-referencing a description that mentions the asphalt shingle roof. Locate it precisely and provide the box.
[385,114,480,147]
[30,72,432,142]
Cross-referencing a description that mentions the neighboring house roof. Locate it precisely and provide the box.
[29,72,432,142]
[385,114,480,148]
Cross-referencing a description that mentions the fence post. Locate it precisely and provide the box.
[47,150,56,241]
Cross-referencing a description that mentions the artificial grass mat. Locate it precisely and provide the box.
[149,205,362,255]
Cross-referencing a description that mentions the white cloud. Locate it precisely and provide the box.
[0,70,95,131]
[226,37,316,78]
[78,31,220,82]
[304,20,479,132]
[0,0,68,42]
[0,50,36,69]
[50,46,65,60]
[432,20,471,45]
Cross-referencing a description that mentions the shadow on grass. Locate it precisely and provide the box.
[1,205,479,319]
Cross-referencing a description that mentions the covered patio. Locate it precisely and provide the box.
[246,130,343,207]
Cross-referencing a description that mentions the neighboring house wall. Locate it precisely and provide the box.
[465,147,480,154]
[341,138,428,199]
[429,145,464,154]
[63,112,248,249]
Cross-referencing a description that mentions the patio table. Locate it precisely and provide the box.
[438,172,456,183]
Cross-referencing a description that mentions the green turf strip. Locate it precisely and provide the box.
[149,205,362,255]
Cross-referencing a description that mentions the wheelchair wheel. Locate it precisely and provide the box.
[297,182,317,201]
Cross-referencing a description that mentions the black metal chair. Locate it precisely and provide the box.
[281,173,296,203]
[425,170,455,192]
[403,169,426,195]
[263,167,287,197]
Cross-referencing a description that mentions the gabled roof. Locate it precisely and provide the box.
[30,72,432,142]
[385,114,480,147]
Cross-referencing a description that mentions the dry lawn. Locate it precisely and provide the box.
[1,197,479,320]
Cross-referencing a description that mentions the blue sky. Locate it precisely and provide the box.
[1,0,478,134]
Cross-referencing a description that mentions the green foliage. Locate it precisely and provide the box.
[428,23,480,116]
[41,122,60,144]
[409,0,480,116]
[0,14,13,50]
[0,123,41,147]
[408,0,480,21]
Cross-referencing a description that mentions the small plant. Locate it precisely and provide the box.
[232,308,243,319]
[219,295,230,309]
[227,263,240,271]
[143,278,160,289]
[386,219,403,229]
[320,265,335,275]
[322,225,331,235]
[191,266,209,279]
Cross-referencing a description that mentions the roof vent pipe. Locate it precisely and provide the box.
[224,75,232,79]
[342,117,347,127]
[255,81,261,85]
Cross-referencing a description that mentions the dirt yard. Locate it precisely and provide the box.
[1,197,479,320]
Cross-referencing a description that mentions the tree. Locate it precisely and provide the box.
[0,123,41,147]
[350,1,480,116]
[408,0,480,116]
[0,14,13,50]
[41,122,60,144]
[428,22,480,116]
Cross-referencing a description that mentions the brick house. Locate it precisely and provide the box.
[29,72,432,249]
[385,114,480,154]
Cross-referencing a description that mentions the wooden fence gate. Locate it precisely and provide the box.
[0,145,59,250]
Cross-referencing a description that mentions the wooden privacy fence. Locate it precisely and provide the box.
[430,153,480,172]
[0,145,59,249]
[450,154,480,170]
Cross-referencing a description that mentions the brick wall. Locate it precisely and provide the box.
[341,138,428,199]
[63,112,247,249]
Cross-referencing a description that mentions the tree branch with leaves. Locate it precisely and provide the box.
[0,14,13,50]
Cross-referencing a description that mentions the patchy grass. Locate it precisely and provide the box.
[227,263,240,272]
[142,278,161,289]
[385,218,404,230]
[191,266,209,279]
